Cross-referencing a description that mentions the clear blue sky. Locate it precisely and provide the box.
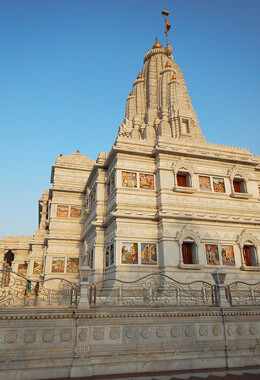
[1,0,259,236]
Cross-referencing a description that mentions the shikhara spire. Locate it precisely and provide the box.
[118,37,205,143]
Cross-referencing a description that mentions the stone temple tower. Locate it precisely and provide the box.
[118,37,205,143]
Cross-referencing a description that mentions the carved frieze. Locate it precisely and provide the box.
[24,330,36,343]
[43,330,54,342]
[5,331,17,344]
[60,329,72,342]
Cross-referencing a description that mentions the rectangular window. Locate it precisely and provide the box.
[139,173,154,190]
[122,172,137,188]
[105,246,110,267]
[177,175,187,187]
[213,177,225,193]
[110,243,114,265]
[199,176,212,191]
[141,243,157,265]
[205,244,220,265]
[233,181,241,193]
[87,250,94,269]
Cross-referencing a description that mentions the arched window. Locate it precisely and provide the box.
[177,225,201,267]
[237,229,259,269]
[228,165,251,198]
[173,159,196,193]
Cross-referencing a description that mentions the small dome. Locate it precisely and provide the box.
[165,61,171,68]
[129,91,133,96]
[137,72,142,79]
[152,37,162,49]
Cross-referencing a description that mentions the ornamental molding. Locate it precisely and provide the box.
[176,225,201,246]
[172,158,194,176]
[237,229,259,249]
[228,165,249,182]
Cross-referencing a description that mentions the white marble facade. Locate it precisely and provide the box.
[1,39,260,287]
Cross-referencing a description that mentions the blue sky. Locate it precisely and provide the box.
[0,0,259,236]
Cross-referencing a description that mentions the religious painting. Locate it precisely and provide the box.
[122,172,137,188]
[141,243,157,265]
[121,242,138,264]
[205,244,220,265]
[51,257,65,273]
[221,246,235,266]
[105,246,110,267]
[199,176,212,191]
[17,263,27,276]
[213,177,225,193]
[110,243,114,266]
[33,260,43,274]
[56,205,69,217]
[139,174,154,190]
[66,258,79,273]
[70,207,82,218]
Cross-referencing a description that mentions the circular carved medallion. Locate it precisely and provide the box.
[249,326,257,335]
[78,330,87,342]
[171,326,180,337]
[24,331,36,343]
[227,326,234,337]
[185,326,193,337]
[141,328,150,338]
[237,325,245,336]
[156,327,166,338]
[110,328,120,340]
[126,328,135,338]
[43,330,54,342]
[5,331,17,344]
[61,329,72,342]
[212,325,221,336]
[199,326,208,337]
[93,328,104,341]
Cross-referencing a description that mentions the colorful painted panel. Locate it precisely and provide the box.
[213,177,225,193]
[141,243,157,265]
[221,246,235,266]
[51,257,65,273]
[205,244,220,265]
[56,205,69,217]
[67,258,79,273]
[199,176,212,191]
[121,242,138,264]
[139,174,154,190]
[33,260,43,274]
[110,243,114,265]
[105,246,110,267]
[70,207,82,218]
[17,263,27,276]
[122,172,137,188]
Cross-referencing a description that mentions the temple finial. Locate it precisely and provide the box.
[161,10,171,46]
[152,36,162,49]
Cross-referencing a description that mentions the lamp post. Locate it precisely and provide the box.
[211,268,230,307]
[77,265,92,309]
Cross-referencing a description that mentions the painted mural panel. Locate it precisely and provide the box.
[139,174,154,190]
[221,246,235,266]
[121,242,138,264]
[122,172,137,188]
[33,260,43,274]
[141,243,157,265]
[199,176,211,191]
[70,207,82,218]
[56,205,69,217]
[51,257,65,273]
[213,177,225,193]
[17,263,27,276]
[205,244,220,265]
[67,258,79,273]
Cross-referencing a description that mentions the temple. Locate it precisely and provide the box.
[1,15,260,380]
[1,35,260,286]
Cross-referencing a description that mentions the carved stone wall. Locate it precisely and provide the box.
[1,306,260,379]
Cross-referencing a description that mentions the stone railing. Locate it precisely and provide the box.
[0,269,78,308]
